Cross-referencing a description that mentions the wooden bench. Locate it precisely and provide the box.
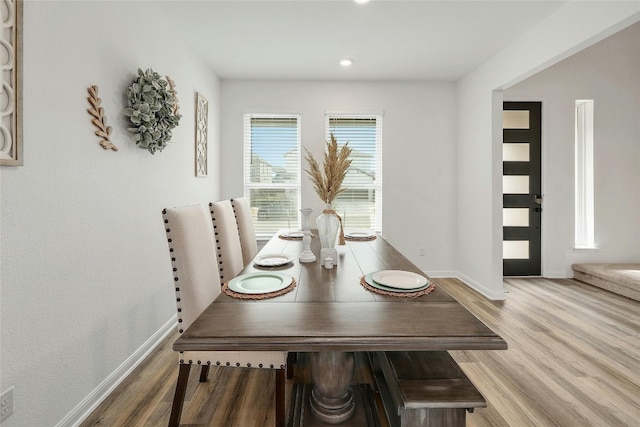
[370,351,486,427]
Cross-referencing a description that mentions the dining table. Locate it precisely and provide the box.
[173,229,507,426]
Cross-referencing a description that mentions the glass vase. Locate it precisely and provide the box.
[316,203,340,250]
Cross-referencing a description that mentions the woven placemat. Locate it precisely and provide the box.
[345,235,377,242]
[222,278,297,300]
[360,276,436,298]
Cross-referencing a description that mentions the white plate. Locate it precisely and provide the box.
[227,272,293,294]
[371,270,428,290]
[254,253,294,267]
[345,230,375,239]
[364,273,430,293]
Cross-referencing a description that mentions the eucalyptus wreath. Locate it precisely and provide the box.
[123,68,181,154]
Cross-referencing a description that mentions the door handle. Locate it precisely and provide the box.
[533,194,543,205]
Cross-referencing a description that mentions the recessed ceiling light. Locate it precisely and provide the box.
[340,58,353,67]
[354,0,370,4]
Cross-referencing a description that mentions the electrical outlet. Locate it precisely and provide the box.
[1,386,14,422]
[419,247,425,256]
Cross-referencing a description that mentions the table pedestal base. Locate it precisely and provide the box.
[309,351,354,422]
[288,384,380,427]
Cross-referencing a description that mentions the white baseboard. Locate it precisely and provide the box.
[544,270,570,279]
[424,270,458,278]
[55,315,177,427]
[455,272,507,300]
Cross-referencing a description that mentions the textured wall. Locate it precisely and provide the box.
[0,2,220,425]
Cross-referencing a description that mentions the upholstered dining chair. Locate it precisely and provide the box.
[162,205,287,427]
[230,197,259,265]
[209,200,245,283]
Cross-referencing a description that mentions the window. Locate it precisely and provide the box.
[244,114,301,237]
[575,100,595,248]
[326,114,382,231]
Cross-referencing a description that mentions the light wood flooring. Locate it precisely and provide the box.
[81,277,640,426]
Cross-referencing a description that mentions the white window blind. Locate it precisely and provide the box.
[326,114,382,231]
[244,114,301,237]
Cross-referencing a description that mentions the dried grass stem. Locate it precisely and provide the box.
[304,133,352,204]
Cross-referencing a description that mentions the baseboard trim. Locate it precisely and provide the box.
[544,271,569,279]
[456,272,507,301]
[55,315,177,427]
[424,270,458,278]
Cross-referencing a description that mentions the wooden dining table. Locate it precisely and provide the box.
[174,230,507,426]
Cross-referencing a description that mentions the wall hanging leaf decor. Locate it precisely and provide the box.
[122,68,181,155]
[87,85,117,151]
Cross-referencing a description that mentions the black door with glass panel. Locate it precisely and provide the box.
[503,102,542,276]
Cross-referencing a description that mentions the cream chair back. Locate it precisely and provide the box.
[162,204,288,427]
[231,197,259,265]
[209,200,245,282]
[162,205,220,332]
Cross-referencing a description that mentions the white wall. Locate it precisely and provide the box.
[505,22,640,277]
[456,2,640,299]
[0,2,220,426]
[220,81,457,276]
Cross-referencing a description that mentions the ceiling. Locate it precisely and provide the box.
[166,0,568,81]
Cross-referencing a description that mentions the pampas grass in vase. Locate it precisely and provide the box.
[304,133,352,247]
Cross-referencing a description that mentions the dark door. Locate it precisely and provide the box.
[503,102,542,276]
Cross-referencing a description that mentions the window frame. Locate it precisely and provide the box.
[325,113,383,232]
[574,100,595,249]
[243,113,302,238]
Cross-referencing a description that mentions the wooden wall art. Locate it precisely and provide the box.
[1,0,22,165]
[195,93,208,177]
[87,85,117,151]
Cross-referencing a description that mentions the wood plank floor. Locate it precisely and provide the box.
[81,277,640,427]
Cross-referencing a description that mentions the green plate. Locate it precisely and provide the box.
[228,272,293,294]
[364,273,430,293]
